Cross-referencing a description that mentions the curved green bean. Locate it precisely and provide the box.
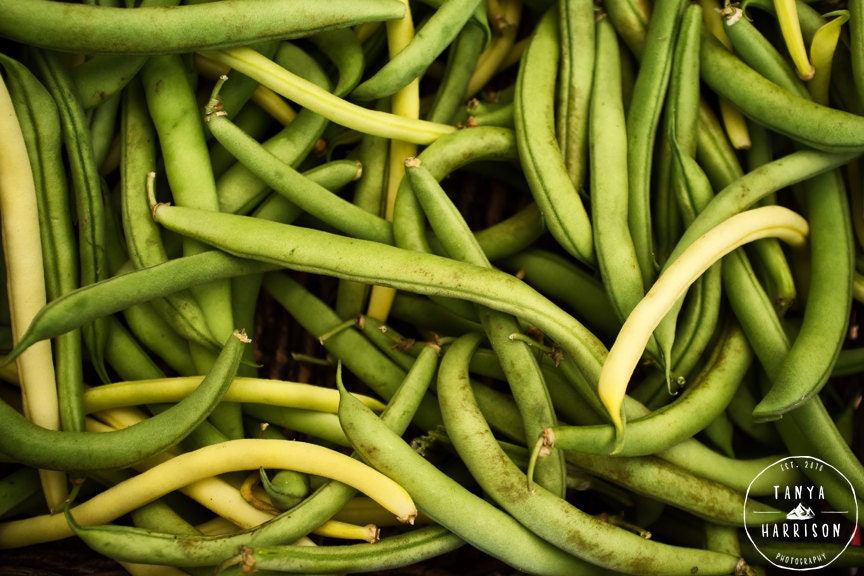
[700,29,864,152]
[0,330,247,471]
[151,203,609,393]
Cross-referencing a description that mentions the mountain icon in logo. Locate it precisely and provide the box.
[786,502,816,520]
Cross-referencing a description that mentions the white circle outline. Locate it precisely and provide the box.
[743,455,858,571]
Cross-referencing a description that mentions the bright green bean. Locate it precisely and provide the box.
[0,330,247,471]
[426,22,487,124]
[752,168,853,418]
[626,0,687,288]
[0,0,406,54]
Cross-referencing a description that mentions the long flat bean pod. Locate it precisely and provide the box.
[0,0,406,54]
[0,330,247,472]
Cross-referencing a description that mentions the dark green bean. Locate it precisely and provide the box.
[0,330,247,471]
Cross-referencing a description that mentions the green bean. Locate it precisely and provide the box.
[0,467,42,520]
[203,80,393,245]
[544,317,752,457]
[605,0,652,57]
[337,367,610,575]
[34,347,435,568]
[590,15,645,328]
[389,292,484,335]
[30,47,110,382]
[220,526,463,574]
[751,169,853,419]
[352,0,484,101]
[3,251,276,366]
[201,46,454,145]
[722,7,810,99]
[426,22,487,124]
[496,248,619,340]
[0,0,405,54]
[102,314,168,382]
[120,80,218,350]
[261,271,443,432]
[724,370,783,448]
[151,203,610,392]
[404,157,566,496]
[700,29,864,152]
[436,332,749,575]
[626,0,687,287]
[141,53,236,360]
[565,451,781,527]
[514,7,594,265]
[215,45,332,215]
[119,299,196,377]
[0,330,247,472]
[305,29,365,98]
[557,0,595,190]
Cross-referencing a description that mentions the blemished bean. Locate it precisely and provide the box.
[0,0,406,54]
[337,369,611,576]
[0,330,247,472]
[404,157,566,497]
[220,526,463,575]
[436,332,749,575]
[514,7,595,266]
